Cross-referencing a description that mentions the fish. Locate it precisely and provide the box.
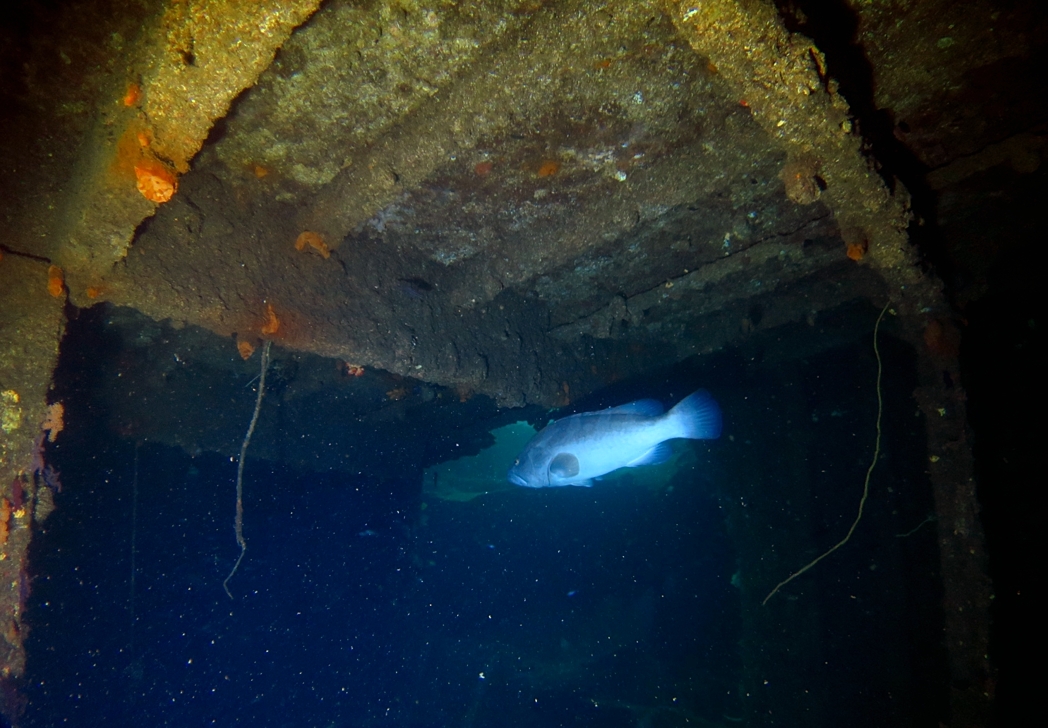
[507,389,722,488]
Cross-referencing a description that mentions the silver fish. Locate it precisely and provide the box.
[507,389,722,488]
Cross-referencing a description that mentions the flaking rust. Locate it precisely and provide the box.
[55,0,324,297]
[0,257,66,718]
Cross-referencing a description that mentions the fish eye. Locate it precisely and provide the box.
[513,458,520,465]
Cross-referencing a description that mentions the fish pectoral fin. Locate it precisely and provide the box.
[573,479,594,487]
[549,453,580,478]
[626,442,672,467]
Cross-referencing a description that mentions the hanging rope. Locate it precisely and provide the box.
[223,339,273,599]
[763,302,891,605]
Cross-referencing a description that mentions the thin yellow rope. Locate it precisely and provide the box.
[223,339,272,599]
[763,302,890,605]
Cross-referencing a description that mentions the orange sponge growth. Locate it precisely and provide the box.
[294,231,330,258]
[846,240,868,261]
[110,121,179,203]
[536,159,561,178]
[134,159,178,203]
[0,497,11,547]
[42,402,64,442]
[122,82,142,107]
[261,303,280,336]
[47,266,65,297]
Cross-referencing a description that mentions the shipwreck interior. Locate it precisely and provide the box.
[0,0,1041,726]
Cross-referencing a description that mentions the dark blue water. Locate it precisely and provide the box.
[24,419,739,727]
[21,306,946,727]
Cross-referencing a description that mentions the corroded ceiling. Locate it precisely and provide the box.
[99,0,879,409]
[1,0,1043,453]
[2,0,967,411]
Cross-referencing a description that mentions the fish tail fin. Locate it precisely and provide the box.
[669,389,722,440]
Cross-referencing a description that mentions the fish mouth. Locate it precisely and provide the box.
[507,472,528,487]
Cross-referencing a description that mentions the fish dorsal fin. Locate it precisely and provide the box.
[549,452,580,478]
[625,442,673,467]
[599,398,664,417]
